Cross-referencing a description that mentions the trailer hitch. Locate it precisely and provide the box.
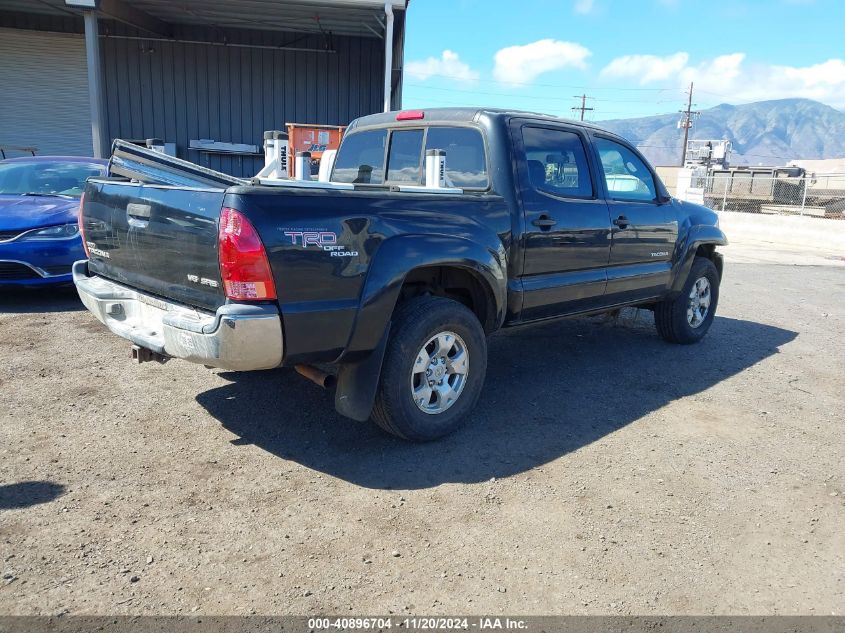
[131,345,170,364]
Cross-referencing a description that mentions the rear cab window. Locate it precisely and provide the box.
[333,125,489,189]
[386,129,424,183]
[331,129,387,184]
[425,127,488,188]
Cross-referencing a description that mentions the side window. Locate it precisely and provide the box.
[386,129,424,183]
[521,126,593,198]
[425,127,488,188]
[593,137,657,202]
[332,129,387,184]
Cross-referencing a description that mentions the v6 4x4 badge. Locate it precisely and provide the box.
[283,230,358,257]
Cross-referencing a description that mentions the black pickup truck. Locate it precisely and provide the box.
[75,108,726,441]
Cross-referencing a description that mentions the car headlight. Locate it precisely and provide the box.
[19,223,80,241]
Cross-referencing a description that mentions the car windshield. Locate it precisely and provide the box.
[0,160,104,198]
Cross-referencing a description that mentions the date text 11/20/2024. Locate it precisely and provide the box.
[307,618,528,630]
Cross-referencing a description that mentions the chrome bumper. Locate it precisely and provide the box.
[73,261,283,371]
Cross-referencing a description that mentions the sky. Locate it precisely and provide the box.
[401,0,845,121]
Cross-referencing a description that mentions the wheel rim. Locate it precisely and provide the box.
[687,276,712,328]
[410,330,469,415]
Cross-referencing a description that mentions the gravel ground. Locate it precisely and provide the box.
[0,241,843,615]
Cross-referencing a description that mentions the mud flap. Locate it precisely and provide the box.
[334,325,390,422]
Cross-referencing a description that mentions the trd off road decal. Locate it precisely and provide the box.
[282,229,358,257]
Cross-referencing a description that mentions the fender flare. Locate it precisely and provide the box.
[670,224,728,293]
[333,234,507,421]
[343,233,507,358]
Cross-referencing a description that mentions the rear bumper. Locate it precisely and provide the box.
[73,261,283,371]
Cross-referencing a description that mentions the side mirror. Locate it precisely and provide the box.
[657,193,672,204]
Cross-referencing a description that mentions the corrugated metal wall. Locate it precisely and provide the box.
[0,12,389,176]
[99,27,385,176]
[0,28,92,157]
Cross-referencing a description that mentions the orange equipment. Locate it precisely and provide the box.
[286,123,345,178]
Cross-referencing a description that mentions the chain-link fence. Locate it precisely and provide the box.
[693,172,845,219]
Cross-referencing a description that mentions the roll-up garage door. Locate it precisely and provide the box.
[0,28,92,157]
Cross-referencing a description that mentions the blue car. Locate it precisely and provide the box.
[0,156,107,286]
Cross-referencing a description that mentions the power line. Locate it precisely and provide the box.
[404,92,716,113]
[405,71,678,91]
[637,144,794,161]
[407,104,715,118]
[405,83,594,103]
[694,88,735,99]
[592,97,681,104]
[402,91,721,119]
[404,83,682,104]
[403,83,719,114]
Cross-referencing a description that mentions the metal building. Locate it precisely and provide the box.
[0,0,407,176]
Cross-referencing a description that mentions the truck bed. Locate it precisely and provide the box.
[82,142,243,312]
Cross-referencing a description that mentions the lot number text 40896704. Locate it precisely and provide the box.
[307,618,528,630]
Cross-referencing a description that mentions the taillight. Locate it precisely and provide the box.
[78,192,90,258]
[218,207,276,300]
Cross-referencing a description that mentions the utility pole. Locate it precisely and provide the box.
[679,82,700,166]
[572,94,594,121]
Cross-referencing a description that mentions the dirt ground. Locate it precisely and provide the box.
[0,240,843,616]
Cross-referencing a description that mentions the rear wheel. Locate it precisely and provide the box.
[372,296,487,441]
[654,256,720,344]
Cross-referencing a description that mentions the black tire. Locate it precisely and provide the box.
[372,296,487,441]
[654,256,720,344]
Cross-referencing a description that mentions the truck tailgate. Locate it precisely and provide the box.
[82,180,226,312]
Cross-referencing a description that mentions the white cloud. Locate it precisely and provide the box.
[600,51,845,108]
[493,39,592,85]
[405,50,479,83]
[778,59,845,89]
[600,52,689,84]
[684,54,845,106]
[574,0,595,14]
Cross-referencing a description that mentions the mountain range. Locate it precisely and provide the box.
[597,98,845,167]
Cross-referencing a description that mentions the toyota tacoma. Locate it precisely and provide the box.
[74,108,726,441]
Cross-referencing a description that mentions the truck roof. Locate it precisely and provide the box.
[350,107,608,131]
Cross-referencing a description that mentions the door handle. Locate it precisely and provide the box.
[531,215,557,230]
[613,215,630,229]
[127,203,151,220]
[127,202,151,228]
